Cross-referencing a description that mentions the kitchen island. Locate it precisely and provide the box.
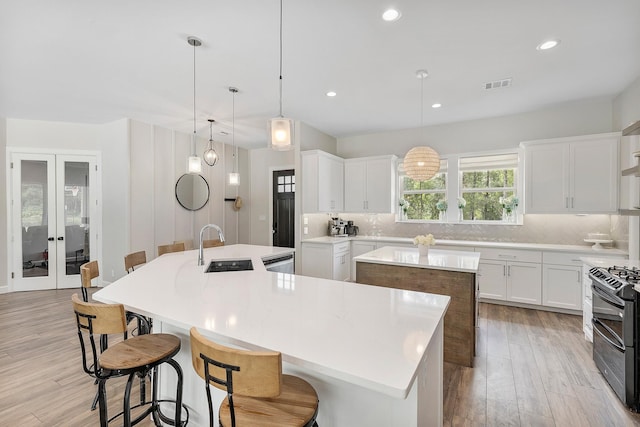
[94,244,450,426]
[355,246,480,367]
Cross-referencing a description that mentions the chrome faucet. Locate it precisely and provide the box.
[198,224,225,266]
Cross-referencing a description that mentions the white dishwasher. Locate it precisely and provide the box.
[263,253,295,274]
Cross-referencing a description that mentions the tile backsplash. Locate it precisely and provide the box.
[303,213,628,249]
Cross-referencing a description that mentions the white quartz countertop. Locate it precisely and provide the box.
[582,257,640,269]
[302,235,628,255]
[93,244,450,399]
[354,246,480,273]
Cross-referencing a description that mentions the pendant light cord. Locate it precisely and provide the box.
[278,0,283,118]
[232,89,237,173]
[193,41,197,136]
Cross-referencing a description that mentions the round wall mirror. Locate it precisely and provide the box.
[175,174,210,211]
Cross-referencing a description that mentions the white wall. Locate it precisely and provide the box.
[613,75,640,131]
[248,147,295,245]
[324,96,626,247]
[0,117,7,292]
[337,96,613,158]
[128,119,248,266]
[99,119,129,282]
[613,74,640,258]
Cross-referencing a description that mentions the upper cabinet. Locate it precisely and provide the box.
[522,133,619,214]
[301,150,344,213]
[344,155,397,213]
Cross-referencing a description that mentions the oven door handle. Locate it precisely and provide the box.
[592,318,625,353]
[591,284,625,310]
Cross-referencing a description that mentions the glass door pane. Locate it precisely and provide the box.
[56,156,97,289]
[12,154,57,291]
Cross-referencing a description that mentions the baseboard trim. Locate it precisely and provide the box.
[479,298,582,316]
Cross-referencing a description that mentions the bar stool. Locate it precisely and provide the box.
[173,239,195,250]
[124,251,147,273]
[158,242,185,257]
[123,251,152,335]
[190,327,319,427]
[202,239,224,248]
[72,294,188,426]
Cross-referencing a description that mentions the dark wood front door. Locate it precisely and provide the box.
[272,169,295,248]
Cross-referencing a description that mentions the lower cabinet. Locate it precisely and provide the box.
[333,243,351,281]
[478,260,541,304]
[301,241,350,280]
[542,264,582,310]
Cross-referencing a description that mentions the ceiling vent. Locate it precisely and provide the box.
[484,78,512,90]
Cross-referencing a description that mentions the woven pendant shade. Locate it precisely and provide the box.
[403,146,440,181]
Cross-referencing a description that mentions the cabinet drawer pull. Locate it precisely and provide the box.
[498,254,516,259]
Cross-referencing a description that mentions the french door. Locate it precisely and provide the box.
[10,153,99,291]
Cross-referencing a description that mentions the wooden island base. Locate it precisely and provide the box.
[357,262,476,367]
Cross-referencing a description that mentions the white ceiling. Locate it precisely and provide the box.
[1,0,639,149]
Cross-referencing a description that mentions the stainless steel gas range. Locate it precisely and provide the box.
[589,265,640,411]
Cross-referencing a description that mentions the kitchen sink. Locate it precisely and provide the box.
[205,259,254,273]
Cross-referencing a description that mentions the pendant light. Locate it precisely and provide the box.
[403,70,440,181]
[228,87,240,186]
[204,119,219,166]
[268,0,294,151]
[187,36,202,174]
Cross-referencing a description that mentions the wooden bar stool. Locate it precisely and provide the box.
[173,239,195,250]
[202,239,224,248]
[72,294,188,426]
[190,327,318,427]
[124,251,147,273]
[123,251,152,335]
[158,242,185,257]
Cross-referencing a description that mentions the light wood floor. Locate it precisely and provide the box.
[445,303,640,426]
[2,289,640,426]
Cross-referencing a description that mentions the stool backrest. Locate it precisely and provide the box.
[190,327,282,398]
[72,293,127,377]
[202,239,224,248]
[158,242,185,256]
[80,260,99,302]
[124,251,147,273]
[174,239,195,250]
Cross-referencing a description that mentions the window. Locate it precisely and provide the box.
[398,161,447,221]
[459,153,519,222]
[397,151,521,224]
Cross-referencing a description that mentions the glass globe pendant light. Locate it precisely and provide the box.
[203,119,219,166]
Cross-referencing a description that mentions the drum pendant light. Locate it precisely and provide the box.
[268,0,294,151]
[403,70,440,181]
[204,119,219,166]
[187,36,202,174]
[228,87,240,186]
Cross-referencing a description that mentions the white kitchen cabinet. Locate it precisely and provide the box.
[477,248,542,305]
[301,241,350,281]
[541,252,583,311]
[301,150,344,213]
[542,264,582,310]
[344,156,397,213]
[333,242,351,282]
[522,133,619,214]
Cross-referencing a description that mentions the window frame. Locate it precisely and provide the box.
[396,149,523,225]
[397,159,448,223]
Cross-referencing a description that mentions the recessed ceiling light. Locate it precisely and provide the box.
[432,103,442,109]
[326,91,337,97]
[536,39,560,51]
[382,8,401,21]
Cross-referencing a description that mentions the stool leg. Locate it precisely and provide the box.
[123,372,136,426]
[97,379,108,427]
[91,378,100,410]
[168,359,184,427]
[151,367,162,426]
